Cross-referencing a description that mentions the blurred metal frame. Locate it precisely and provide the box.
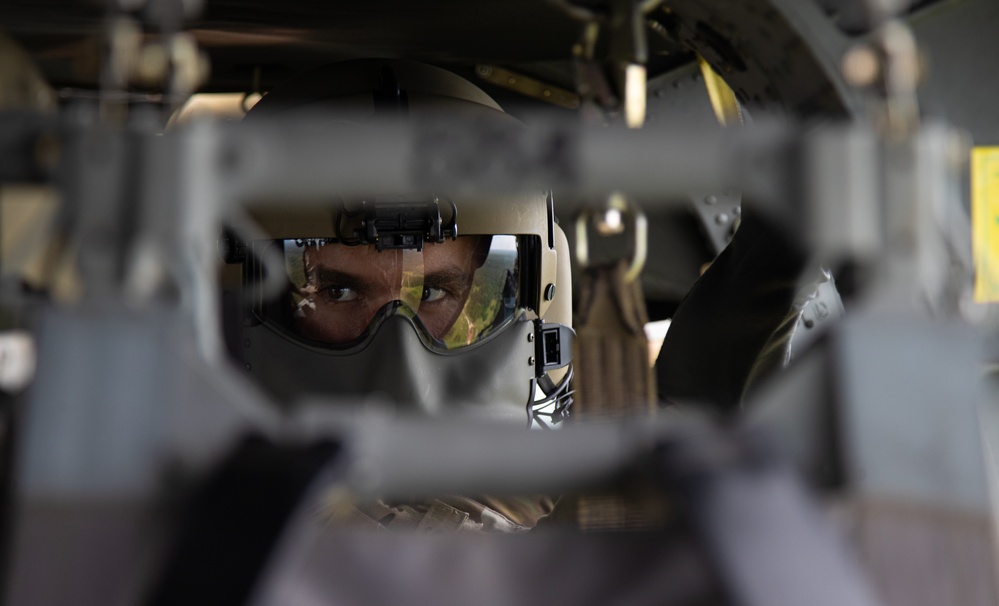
[0,105,992,605]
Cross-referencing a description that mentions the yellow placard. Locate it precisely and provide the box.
[972,147,999,302]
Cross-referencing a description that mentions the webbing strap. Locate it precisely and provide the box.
[571,259,661,530]
[572,259,656,415]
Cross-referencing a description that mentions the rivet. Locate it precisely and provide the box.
[544,283,556,301]
[245,363,252,370]
[704,195,718,205]
[715,213,729,225]
[528,333,535,342]
[528,356,536,366]
[243,338,251,348]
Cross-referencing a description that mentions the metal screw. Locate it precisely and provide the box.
[704,194,718,205]
[544,284,556,301]
[528,333,535,342]
[528,356,535,366]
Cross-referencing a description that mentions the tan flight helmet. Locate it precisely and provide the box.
[228,59,573,426]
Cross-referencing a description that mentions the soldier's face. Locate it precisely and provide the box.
[292,237,484,344]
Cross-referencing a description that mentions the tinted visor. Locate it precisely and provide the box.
[250,235,523,350]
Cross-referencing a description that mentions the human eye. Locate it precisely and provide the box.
[309,269,366,304]
[319,284,360,302]
[421,285,448,303]
[421,272,468,304]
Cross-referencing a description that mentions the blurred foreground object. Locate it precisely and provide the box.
[0,32,56,112]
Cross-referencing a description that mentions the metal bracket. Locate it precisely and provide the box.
[338,198,458,252]
[533,320,576,377]
[554,0,658,126]
[575,193,648,282]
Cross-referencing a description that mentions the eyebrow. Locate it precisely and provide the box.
[309,266,472,292]
[310,268,368,291]
[424,268,474,289]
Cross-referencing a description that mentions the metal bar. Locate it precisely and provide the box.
[211,116,781,207]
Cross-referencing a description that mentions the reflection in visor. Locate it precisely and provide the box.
[263,235,521,350]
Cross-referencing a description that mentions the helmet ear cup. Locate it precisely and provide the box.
[545,223,572,325]
[542,224,572,387]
